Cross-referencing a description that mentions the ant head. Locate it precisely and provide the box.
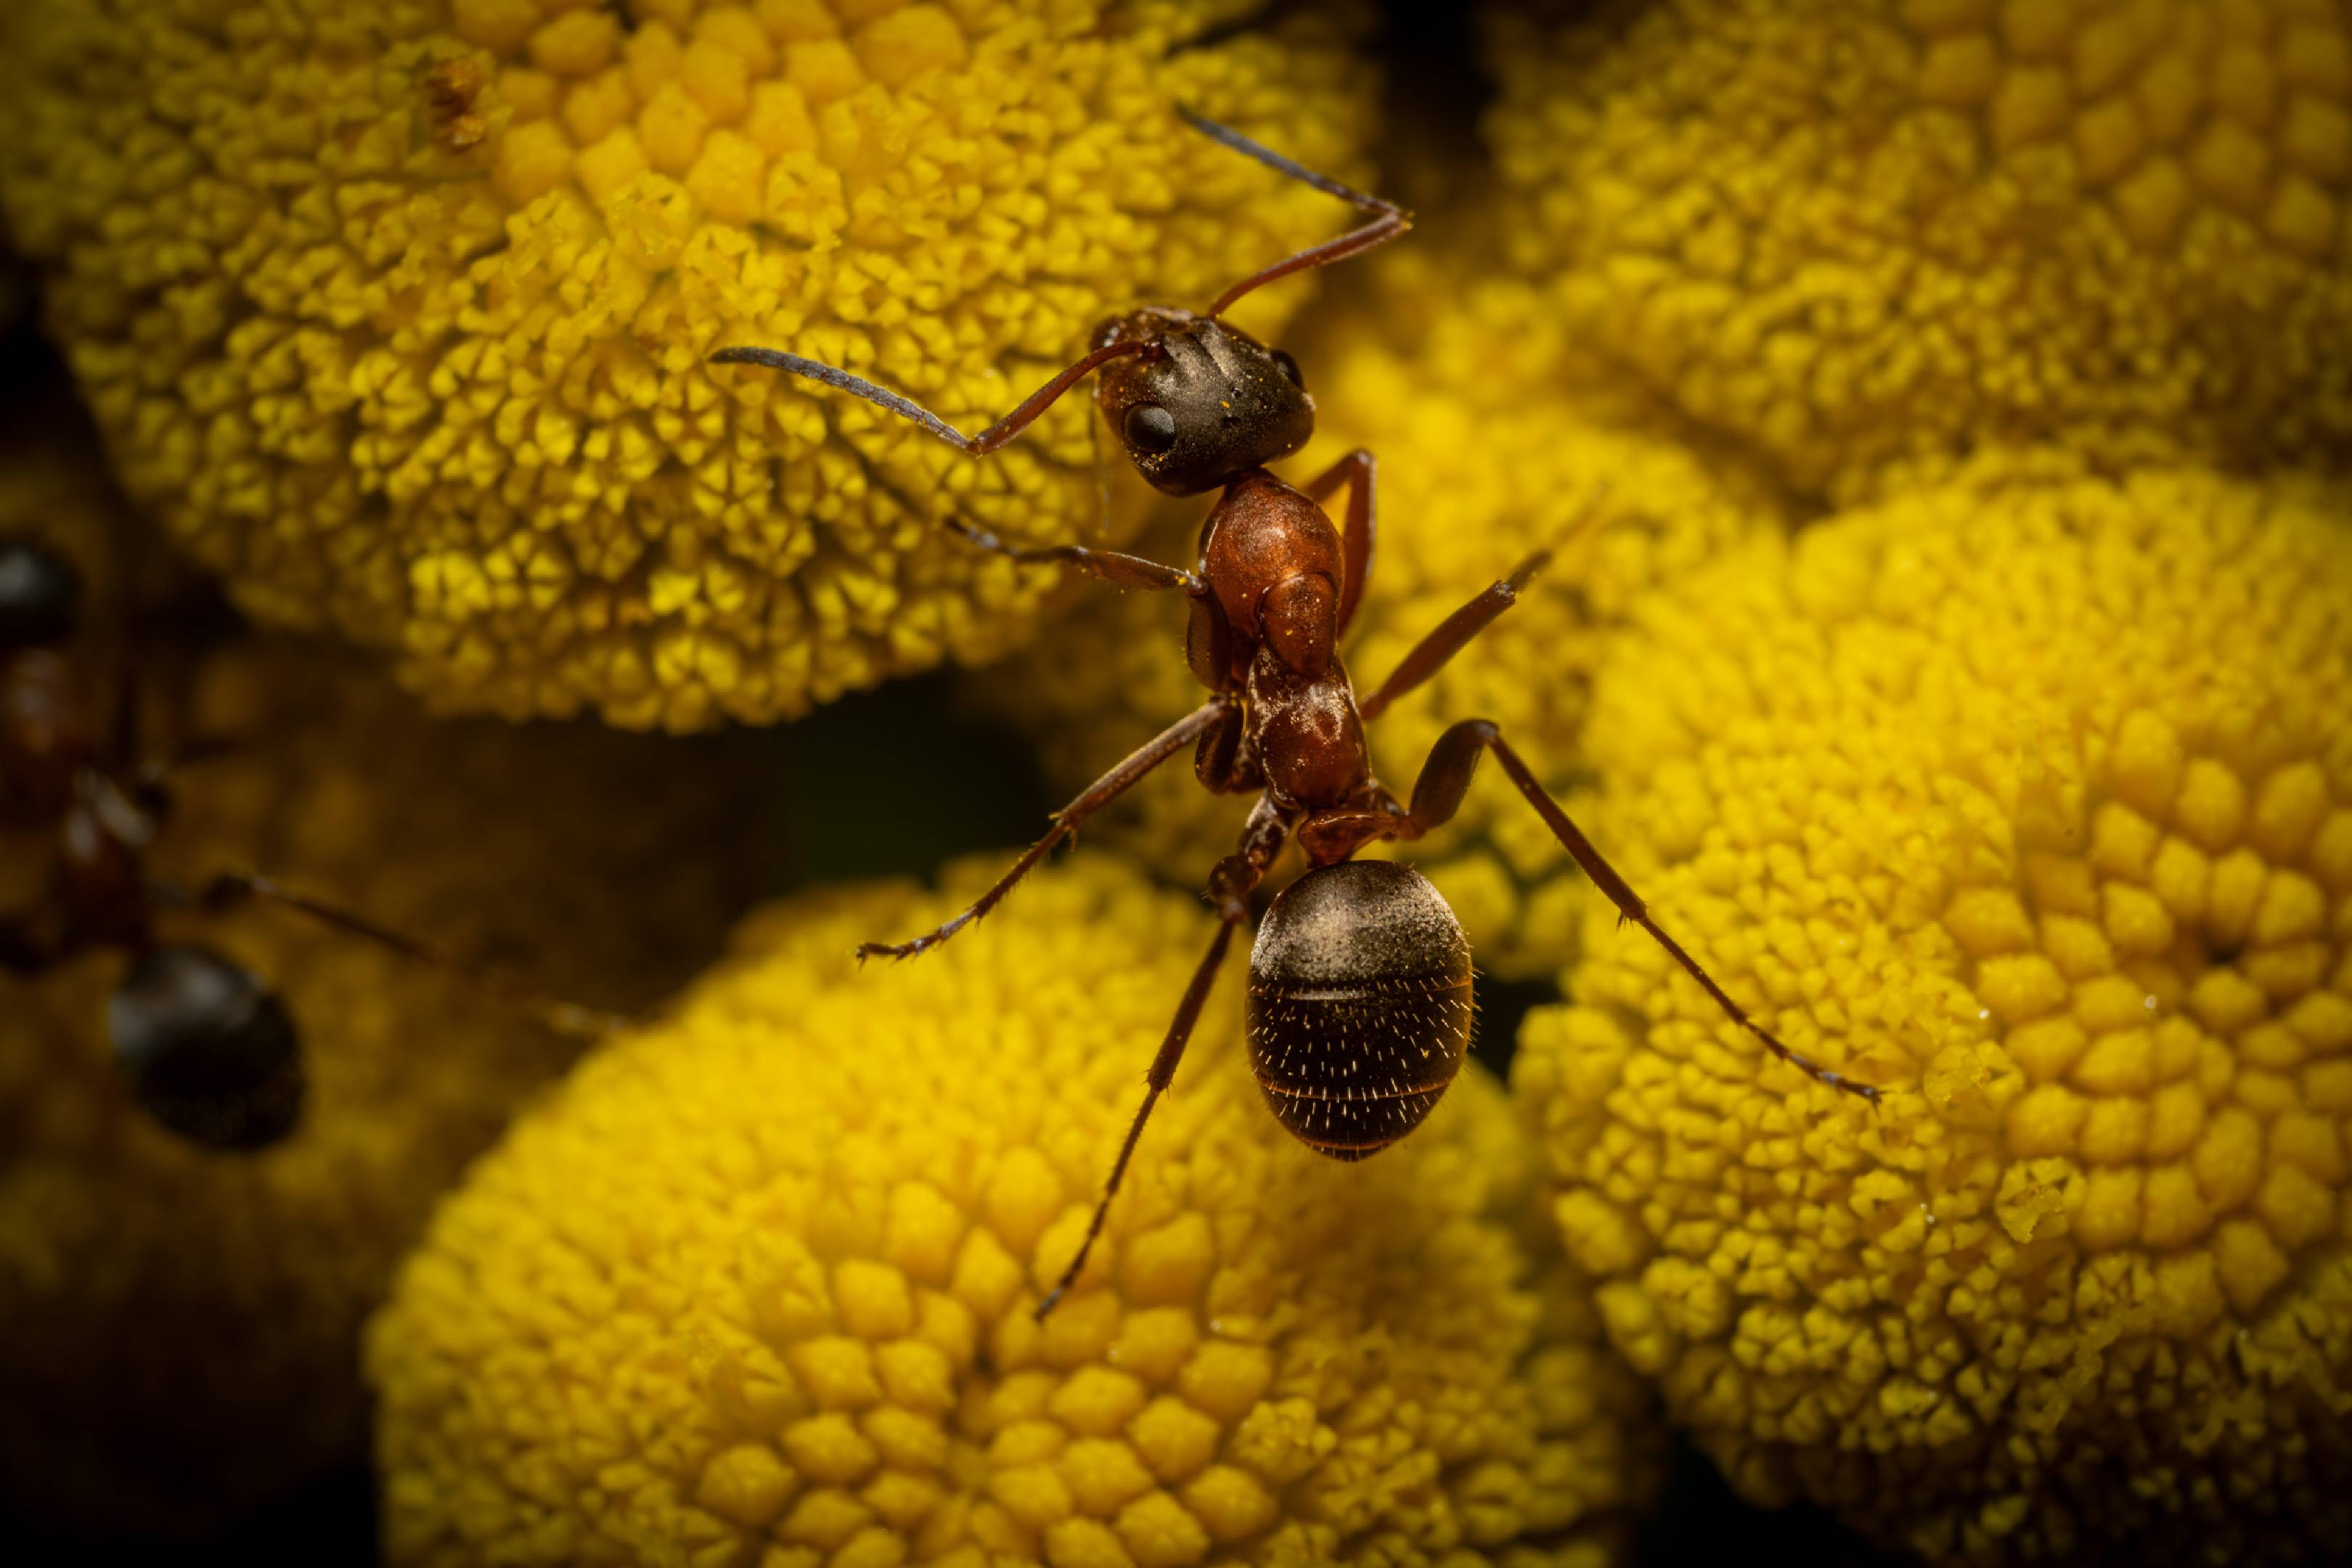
[0,536,83,653]
[108,944,304,1151]
[1089,309,1312,497]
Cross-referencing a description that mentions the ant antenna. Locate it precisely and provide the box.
[709,338,1155,458]
[710,115,1405,457]
[1177,110,1411,318]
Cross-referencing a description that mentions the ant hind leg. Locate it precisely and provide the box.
[1395,720,1881,1106]
[1036,914,1241,1319]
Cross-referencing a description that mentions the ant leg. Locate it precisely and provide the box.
[1357,552,1551,722]
[859,698,1233,961]
[1395,722,1881,1106]
[194,873,627,1041]
[1182,113,1412,319]
[1038,795,1291,1318]
[1037,915,1240,1319]
[1298,449,1375,636]
[852,452,1204,595]
[939,515,1204,594]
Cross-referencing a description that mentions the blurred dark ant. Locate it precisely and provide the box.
[711,112,1880,1317]
[0,537,618,1152]
[421,59,486,152]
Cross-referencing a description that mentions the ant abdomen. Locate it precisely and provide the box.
[1246,860,1473,1161]
[108,944,304,1151]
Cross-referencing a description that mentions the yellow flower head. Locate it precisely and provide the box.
[1488,0,2352,503]
[369,857,1662,1567]
[0,413,762,1532]
[0,0,1375,727]
[988,253,1790,979]
[1516,457,2352,1563]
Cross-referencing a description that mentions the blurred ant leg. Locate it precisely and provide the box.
[195,872,626,1041]
[1038,795,1291,1318]
[1357,551,1551,722]
[858,698,1233,962]
[710,337,1156,457]
[1181,112,1412,318]
[1393,721,1881,1106]
[1299,449,1376,635]
[939,515,1204,594]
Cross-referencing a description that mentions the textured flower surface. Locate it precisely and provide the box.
[0,0,1374,727]
[1489,0,2352,503]
[1516,457,2352,1564]
[986,250,1791,979]
[0,410,766,1532]
[369,856,1662,1567]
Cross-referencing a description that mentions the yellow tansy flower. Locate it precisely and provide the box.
[0,0,1375,727]
[987,253,1792,978]
[0,409,764,1532]
[369,857,1663,1567]
[1516,457,2352,1563]
[1488,0,2352,503]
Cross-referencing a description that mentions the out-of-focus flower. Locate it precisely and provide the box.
[0,408,768,1533]
[369,856,1663,1567]
[0,0,1376,727]
[1487,0,2352,503]
[983,252,1792,978]
[1516,457,2352,1564]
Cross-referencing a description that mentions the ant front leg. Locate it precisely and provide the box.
[1395,722,1881,1106]
[1039,794,1291,1318]
[1298,449,1376,636]
[937,514,1204,595]
[851,454,1206,597]
[859,698,1233,962]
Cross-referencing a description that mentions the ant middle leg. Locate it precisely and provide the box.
[859,698,1234,962]
[1358,551,1550,722]
[1393,720,1880,1106]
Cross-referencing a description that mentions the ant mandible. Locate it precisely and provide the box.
[711,112,1880,1318]
[0,536,618,1151]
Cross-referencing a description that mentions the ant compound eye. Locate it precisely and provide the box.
[1123,403,1178,455]
[1271,349,1304,390]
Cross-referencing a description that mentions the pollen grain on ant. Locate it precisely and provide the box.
[710,110,1880,1321]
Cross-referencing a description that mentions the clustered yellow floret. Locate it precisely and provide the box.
[368,857,1663,1567]
[1486,0,2352,504]
[1515,457,2352,1564]
[987,252,1792,978]
[0,408,764,1533]
[0,0,1375,727]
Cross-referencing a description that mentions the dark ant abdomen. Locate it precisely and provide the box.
[1246,861,1472,1160]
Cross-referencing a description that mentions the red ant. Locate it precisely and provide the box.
[711,112,1880,1317]
[0,536,617,1151]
